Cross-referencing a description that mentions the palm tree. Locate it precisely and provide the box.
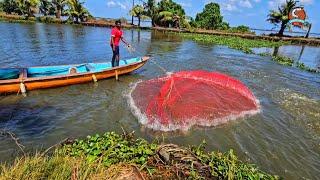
[129,5,147,27]
[0,0,18,14]
[158,11,172,27]
[267,0,297,36]
[16,0,39,17]
[39,0,54,15]
[145,0,158,27]
[52,0,67,18]
[67,0,90,23]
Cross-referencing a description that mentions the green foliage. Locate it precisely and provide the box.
[130,5,148,27]
[52,0,68,18]
[61,132,158,167]
[216,21,230,31]
[143,0,189,28]
[258,53,318,73]
[145,0,157,26]
[2,0,41,17]
[38,16,62,23]
[194,2,223,30]
[267,0,298,35]
[18,0,40,16]
[271,55,318,72]
[129,5,145,18]
[191,143,279,179]
[66,0,90,23]
[271,55,294,66]
[0,0,19,14]
[1,132,279,179]
[39,0,55,16]
[296,62,319,72]
[178,33,286,54]
[156,0,186,28]
[228,25,252,33]
[0,152,113,179]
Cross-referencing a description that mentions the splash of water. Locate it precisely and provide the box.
[127,71,260,132]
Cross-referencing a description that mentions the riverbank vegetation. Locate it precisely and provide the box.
[0,0,91,24]
[178,33,287,54]
[0,131,279,179]
[267,0,297,36]
[178,33,319,73]
[0,0,316,39]
[130,0,252,34]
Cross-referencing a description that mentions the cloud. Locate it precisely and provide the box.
[206,0,261,12]
[179,2,192,8]
[239,0,253,8]
[107,0,128,10]
[268,0,313,8]
[107,1,116,7]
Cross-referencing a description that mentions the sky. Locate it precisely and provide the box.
[84,0,320,33]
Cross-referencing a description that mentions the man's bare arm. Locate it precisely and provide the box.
[111,36,115,50]
[121,37,130,47]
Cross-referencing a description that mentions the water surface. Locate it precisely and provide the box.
[0,22,319,179]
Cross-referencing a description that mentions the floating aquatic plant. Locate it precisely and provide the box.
[1,131,280,179]
[177,33,318,73]
[177,33,288,54]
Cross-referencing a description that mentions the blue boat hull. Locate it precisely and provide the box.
[0,57,149,95]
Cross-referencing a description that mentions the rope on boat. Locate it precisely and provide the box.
[115,70,119,81]
[129,45,169,74]
[19,82,27,97]
[92,74,98,82]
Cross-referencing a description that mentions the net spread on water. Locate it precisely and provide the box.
[128,71,260,132]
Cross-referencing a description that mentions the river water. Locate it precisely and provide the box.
[0,22,319,179]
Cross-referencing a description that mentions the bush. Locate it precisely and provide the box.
[228,25,252,33]
[217,22,230,31]
[38,16,63,23]
[1,131,279,179]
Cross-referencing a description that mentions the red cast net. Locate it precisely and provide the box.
[128,71,260,131]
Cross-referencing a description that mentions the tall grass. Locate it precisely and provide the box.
[0,132,280,179]
[0,153,110,180]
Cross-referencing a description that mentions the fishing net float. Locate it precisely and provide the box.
[128,71,260,132]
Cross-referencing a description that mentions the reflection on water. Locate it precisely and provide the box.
[253,45,320,69]
[0,22,320,179]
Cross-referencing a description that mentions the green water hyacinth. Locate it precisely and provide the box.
[268,54,318,73]
[178,33,318,73]
[1,131,280,179]
[61,132,157,167]
[177,33,288,54]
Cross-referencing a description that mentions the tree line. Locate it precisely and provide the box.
[0,0,91,23]
[131,0,310,36]
[0,0,308,36]
[130,0,250,33]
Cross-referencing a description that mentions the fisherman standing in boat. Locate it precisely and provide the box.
[110,20,131,67]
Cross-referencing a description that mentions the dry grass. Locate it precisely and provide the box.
[0,132,279,180]
[0,153,149,180]
[0,152,110,180]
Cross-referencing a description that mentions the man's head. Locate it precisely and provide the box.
[115,20,121,29]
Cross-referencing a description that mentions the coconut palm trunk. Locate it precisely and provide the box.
[278,22,287,36]
[56,6,61,18]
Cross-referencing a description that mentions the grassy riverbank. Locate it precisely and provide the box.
[178,32,288,54]
[1,13,318,73]
[0,132,279,179]
[177,33,319,73]
[0,13,64,24]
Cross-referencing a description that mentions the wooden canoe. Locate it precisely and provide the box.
[0,56,149,95]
